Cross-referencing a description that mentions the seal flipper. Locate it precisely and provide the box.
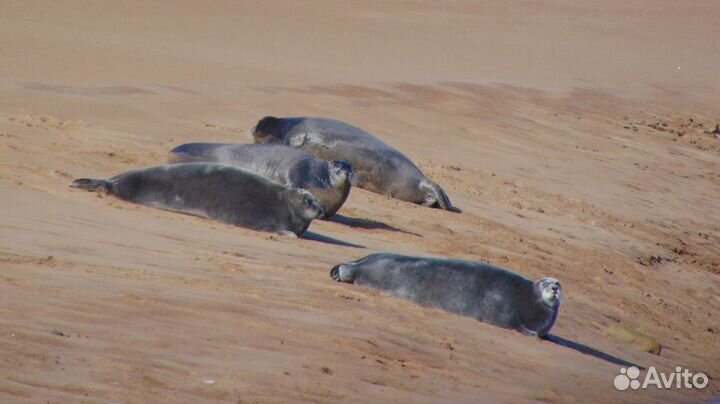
[330,263,357,283]
[288,132,307,148]
[167,143,220,164]
[519,326,540,338]
[330,264,343,282]
[430,181,461,213]
[167,152,205,164]
[70,178,112,193]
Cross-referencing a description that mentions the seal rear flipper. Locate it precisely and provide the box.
[70,178,111,192]
[330,263,356,283]
[167,151,205,164]
[277,230,298,238]
[330,264,343,282]
[167,143,224,164]
[431,182,461,213]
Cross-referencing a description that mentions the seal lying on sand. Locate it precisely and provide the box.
[168,143,352,218]
[251,116,459,212]
[331,253,561,337]
[71,163,322,236]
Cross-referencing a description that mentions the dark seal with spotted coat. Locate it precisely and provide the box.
[168,143,352,218]
[330,253,561,337]
[71,163,322,236]
[252,116,459,212]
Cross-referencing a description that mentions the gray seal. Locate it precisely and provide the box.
[70,163,322,237]
[330,253,561,337]
[167,143,352,218]
[252,117,459,212]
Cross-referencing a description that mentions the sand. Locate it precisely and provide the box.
[1,1,719,403]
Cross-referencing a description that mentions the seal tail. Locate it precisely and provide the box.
[431,182,461,213]
[70,178,111,192]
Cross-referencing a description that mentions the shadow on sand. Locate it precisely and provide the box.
[544,334,644,369]
[327,214,421,236]
[301,231,365,249]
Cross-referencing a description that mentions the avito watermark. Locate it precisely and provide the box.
[614,366,708,391]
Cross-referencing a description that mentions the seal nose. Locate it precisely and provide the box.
[551,285,559,294]
[311,198,323,216]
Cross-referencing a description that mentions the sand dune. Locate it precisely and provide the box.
[1,1,719,403]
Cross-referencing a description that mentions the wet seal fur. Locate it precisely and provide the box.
[71,163,322,237]
[252,116,459,212]
[330,253,561,337]
[168,143,352,218]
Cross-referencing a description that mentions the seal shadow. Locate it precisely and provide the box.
[301,231,366,249]
[544,334,645,369]
[327,214,421,236]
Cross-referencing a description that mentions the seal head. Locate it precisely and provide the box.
[290,188,324,221]
[536,277,562,308]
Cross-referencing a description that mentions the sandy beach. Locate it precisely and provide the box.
[1,1,719,403]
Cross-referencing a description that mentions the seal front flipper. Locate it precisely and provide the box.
[70,178,112,193]
[288,132,307,148]
[277,230,298,238]
[519,327,540,338]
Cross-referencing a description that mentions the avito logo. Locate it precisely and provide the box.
[614,366,708,391]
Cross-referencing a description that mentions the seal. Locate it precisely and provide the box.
[70,163,323,237]
[167,143,352,218]
[252,117,459,212]
[330,253,561,337]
